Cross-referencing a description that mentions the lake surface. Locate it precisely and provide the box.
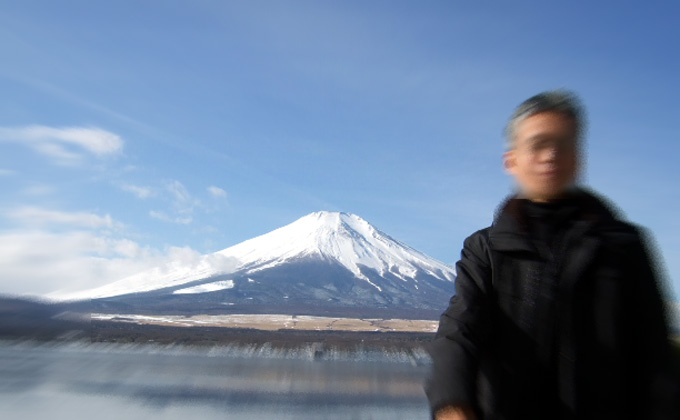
[0,341,432,419]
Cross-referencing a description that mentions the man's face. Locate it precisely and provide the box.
[503,111,579,202]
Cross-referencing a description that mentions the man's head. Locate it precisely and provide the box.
[503,90,584,202]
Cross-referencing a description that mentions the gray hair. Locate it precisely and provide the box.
[504,90,585,150]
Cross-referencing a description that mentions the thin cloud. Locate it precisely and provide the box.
[207,185,227,198]
[149,180,200,224]
[0,125,124,165]
[0,169,15,176]
[6,206,117,229]
[14,76,157,135]
[167,180,193,206]
[121,183,154,199]
[22,185,55,196]
[149,210,192,225]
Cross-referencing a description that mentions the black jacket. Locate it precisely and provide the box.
[426,188,678,419]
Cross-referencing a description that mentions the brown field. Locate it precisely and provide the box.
[92,313,439,333]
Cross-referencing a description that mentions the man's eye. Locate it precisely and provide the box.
[530,143,545,152]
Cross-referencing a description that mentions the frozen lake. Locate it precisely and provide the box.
[0,341,432,419]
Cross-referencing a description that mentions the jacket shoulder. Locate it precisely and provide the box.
[462,227,492,252]
[460,227,494,266]
[576,187,648,244]
[595,218,647,246]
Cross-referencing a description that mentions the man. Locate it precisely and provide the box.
[426,91,677,419]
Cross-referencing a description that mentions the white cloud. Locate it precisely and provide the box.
[0,228,208,297]
[6,207,116,229]
[0,169,15,176]
[120,183,153,199]
[207,185,227,198]
[0,125,123,164]
[0,207,128,291]
[0,204,221,297]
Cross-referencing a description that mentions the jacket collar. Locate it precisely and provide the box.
[487,187,619,254]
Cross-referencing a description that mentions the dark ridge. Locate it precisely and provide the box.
[0,295,91,341]
[90,319,435,351]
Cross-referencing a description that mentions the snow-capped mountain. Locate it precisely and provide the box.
[86,212,456,317]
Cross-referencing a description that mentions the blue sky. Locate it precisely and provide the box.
[0,1,678,304]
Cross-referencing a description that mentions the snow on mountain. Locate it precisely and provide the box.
[65,211,455,303]
[173,280,236,295]
[214,211,455,291]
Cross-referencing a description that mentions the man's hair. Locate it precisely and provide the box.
[504,90,585,150]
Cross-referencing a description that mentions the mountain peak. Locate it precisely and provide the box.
[214,211,452,291]
[293,211,374,239]
[298,211,364,229]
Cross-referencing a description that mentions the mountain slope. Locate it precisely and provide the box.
[79,211,456,317]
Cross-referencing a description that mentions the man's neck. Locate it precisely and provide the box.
[518,185,579,203]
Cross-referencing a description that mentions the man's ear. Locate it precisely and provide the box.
[503,150,515,174]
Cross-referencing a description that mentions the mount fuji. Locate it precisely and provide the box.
[86,211,457,318]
